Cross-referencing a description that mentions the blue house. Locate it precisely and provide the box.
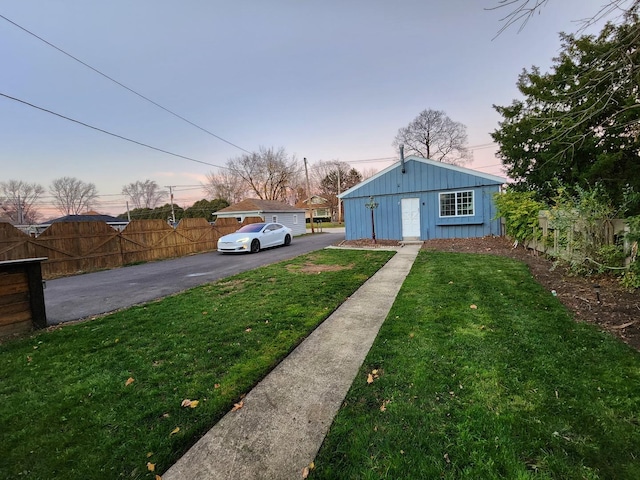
[338,156,506,241]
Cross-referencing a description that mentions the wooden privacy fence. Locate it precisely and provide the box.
[0,217,262,279]
[524,212,631,263]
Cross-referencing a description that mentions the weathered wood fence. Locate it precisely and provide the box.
[0,217,262,279]
[524,213,631,264]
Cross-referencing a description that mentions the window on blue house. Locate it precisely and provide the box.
[439,190,474,217]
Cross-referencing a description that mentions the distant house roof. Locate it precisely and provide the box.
[214,198,304,215]
[42,213,127,224]
[294,195,331,209]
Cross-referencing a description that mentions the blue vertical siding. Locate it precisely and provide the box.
[341,158,504,241]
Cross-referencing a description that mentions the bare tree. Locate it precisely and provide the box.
[202,170,247,204]
[487,0,638,36]
[50,177,98,215]
[393,109,470,165]
[227,146,301,201]
[360,167,378,180]
[121,180,166,209]
[0,180,45,224]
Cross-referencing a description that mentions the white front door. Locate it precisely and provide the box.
[401,198,421,239]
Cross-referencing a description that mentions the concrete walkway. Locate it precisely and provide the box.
[163,244,421,480]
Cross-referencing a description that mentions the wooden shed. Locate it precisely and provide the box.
[213,199,306,236]
[338,156,506,241]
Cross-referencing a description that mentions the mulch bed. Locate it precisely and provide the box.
[340,236,640,351]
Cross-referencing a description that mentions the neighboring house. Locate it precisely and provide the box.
[213,198,306,236]
[294,195,332,222]
[37,212,129,233]
[338,156,506,241]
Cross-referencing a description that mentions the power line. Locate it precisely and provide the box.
[0,14,252,155]
[1,92,227,170]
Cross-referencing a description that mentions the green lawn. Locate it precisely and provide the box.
[0,249,394,480]
[311,251,640,479]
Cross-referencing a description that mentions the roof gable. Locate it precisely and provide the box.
[338,156,506,199]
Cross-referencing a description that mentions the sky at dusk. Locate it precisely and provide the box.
[1,0,611,216]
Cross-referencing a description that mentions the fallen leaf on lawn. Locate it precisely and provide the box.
[170,427,180,436]
[146,452,153,458]
[470,304,478,309]
[214,383,220,389]
[367,373,374,384]
[147,462,155,472]
[302,466,309,478]
[180,399,199,408]
[125,377,135,386]
[380,400,390,412]
[27,356,32,363]
[309,462,315,470]
[202,311,208,315]
[448,281,454,284]
[444,453,451,464]
[231,400,244,412]
[156,476,162,480]
[372,369,378,375]
[245,328,252,332]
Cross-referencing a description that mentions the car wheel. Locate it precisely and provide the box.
[284,234,291,246]
[250,239,260,253]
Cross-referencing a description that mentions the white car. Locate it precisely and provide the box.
[217,222,293,253]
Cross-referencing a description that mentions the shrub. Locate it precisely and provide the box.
[493,189,546,244]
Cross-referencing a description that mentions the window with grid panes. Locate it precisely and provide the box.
[439,190,474,217]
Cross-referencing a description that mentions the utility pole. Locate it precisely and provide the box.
[166,186,176,225]
[126,201,131,222]
[335,163,342,223]
[304,158,314,233]
[17,194,24,224]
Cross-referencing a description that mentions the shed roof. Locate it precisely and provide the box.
[338,156,506,199]
[214,198,304,214]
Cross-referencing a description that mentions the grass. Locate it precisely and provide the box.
[0,248,394,480]
[311,251,640,479]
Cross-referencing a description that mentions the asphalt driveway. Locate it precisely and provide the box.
[44,231,343,325]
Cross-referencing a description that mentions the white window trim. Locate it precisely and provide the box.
[293,214,298,224]
[272,215,278,222]
[439,190,475,218]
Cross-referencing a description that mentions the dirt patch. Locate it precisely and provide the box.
[336,239,401,248]
[287,262,353,274]
[341,236,640,351]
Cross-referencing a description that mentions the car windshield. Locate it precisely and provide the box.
[236,223,266,233]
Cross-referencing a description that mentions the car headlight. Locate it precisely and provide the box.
[236,237,250,243]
